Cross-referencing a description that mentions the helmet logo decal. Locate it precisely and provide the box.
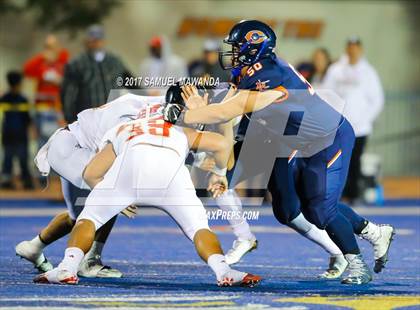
[245,30,267,44]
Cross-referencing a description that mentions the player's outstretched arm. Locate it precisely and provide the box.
[217,120,235,170]
[83,143,117,189]
[183,89,285,125]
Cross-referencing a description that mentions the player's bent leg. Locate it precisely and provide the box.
[15,211,74,273]
[269,158,346,278]
[301,120,372,285]
[39,211,75,244]
[62,176,122,278]
[338,203,395,273]
[62,177,122,278]
[35,160,136,285]
[215,189,257,265]
[161,165,261,287]
[34,219,96,285]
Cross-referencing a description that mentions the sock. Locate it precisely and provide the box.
[326,213,360,255]
[230,221,254,241]
[338,203,368,234]
[344,253,361,263]
[30,235,47,251]
[207,254,231,281]
[84,241,104,260]
[304,226,342,256]
[215,190,254,240]
[58,247,85,275]
[288,213,342,256]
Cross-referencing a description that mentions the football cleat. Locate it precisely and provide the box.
[78,255,122,278]
[341,254,372,285]
[15,240,53,273]
[319,254,349,279]
[34,268,79,285]
[225,237,258,265]
[359,222,395,273]
[217,270,261,287]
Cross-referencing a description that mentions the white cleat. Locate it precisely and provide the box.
[34,268,79,285]
[360,222,395,273]
[15,240,53,273]
[78,255,122,278]
[319,254,349,279]
[225,237,258,265]
[217,269,262,287]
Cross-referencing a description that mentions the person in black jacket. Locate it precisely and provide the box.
[61,25,135,123]
[0,71,33,189]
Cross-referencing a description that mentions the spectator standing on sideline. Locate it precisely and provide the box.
[310,47,332,88]
[139,36,187,95]
[188,39,230,82]
[61,25,134,123]
[0,71,33,189]
[23,34,69,147]
[323,37,384,204]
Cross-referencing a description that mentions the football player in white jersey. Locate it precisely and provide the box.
[16,93,162,278]
[34,85,262,287]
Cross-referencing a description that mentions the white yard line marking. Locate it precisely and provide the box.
[109,226,414,236]
[0,206,419,217]
[0,294,241,302]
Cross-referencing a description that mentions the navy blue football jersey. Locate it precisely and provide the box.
[237,56,344,152]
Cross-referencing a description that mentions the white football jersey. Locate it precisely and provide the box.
[105,103,189,158]
[68,93,164,151]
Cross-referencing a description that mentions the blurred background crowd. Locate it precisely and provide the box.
[0,0,419,204]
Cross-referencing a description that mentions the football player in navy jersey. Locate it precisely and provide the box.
[164,20,394,284]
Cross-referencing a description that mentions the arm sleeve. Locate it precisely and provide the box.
[60,62,80,123]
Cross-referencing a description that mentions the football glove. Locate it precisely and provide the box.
[163,103,184,125]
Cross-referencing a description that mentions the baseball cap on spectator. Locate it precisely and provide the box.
[149,36,162,48]
[86,25,105,40]
[347,36,362,46]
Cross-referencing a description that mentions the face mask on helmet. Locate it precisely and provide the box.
[219,43,241,70]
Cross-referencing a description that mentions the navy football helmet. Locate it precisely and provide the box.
[219,20,276,71]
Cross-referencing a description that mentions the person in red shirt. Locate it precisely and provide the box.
[23,34,69,147]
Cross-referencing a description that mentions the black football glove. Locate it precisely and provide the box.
[163,103,184,125]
